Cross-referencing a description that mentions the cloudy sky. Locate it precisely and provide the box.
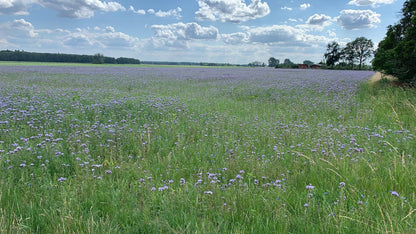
[0,0,404,64]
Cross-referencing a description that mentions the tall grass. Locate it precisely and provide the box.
[0,66,415,233]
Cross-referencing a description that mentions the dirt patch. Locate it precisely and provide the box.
[369,72,396,83]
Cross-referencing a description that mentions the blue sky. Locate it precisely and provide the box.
[0,0,404,64]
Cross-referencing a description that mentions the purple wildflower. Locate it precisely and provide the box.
[391,191,399,197]
[306,184,315,190]
[58,177,66,182]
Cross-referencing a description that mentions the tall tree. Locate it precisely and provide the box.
[341,42,356,69]
[324,41,341,68]
[268,57,279,67]
[351,37,374,70]
[373,0,416,82]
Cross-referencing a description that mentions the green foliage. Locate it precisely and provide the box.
[373,0,416,82]
[303,60,314,66]
[325,38,373,70]
[268,57,279,67]
[351,37,374,70]
[324,41,342,68]
[0,50,140,65]
[248,61,265,67]
[92,53,105,64]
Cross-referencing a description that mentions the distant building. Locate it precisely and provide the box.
[311,64,321,69]
[298,64,308,69]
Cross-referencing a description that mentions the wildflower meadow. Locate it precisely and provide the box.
[0,65,415,233]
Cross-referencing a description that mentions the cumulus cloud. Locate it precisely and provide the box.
[0,0,34,15]
[129,6,145,15]
[195,0,270,23]
[149,7,182,18]
[38,0,125,18]
[337,9,381,30]
[63,26,139,49]
[151,22,219,47]
[0,18,141,52]
[348,0,395,6]
[281,6,292,11]
[247,25,305,44]
[222,24,334,49]
[300,3,311,10]
[222,32,249,44]
[306,14,332,26]
[0,0,126,18]
[0,19,38,42]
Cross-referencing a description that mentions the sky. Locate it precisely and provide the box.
[0,0,405,64]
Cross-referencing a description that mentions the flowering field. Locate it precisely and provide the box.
[0,65,415,232]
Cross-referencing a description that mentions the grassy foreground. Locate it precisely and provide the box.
[0,67,415,233]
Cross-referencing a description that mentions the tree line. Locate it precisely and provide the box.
[324,37,374,70]
[0,50,140,65]
[372,0,415,83]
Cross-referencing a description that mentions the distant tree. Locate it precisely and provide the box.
[268,57,279,67]
[248,61,264,67]
[303,60,314,67]
[373,0,416,82]
[341,42,356,69]
[351,37,373,70]
[92,53,104,64]
[324,41,342,68]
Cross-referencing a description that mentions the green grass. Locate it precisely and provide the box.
[0,68,415,233]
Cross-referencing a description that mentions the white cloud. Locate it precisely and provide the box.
[306,14,332,26]
[0,0,34,15]
[300,3,310,10]
[151,22,219,48]
[195,0,270,23]
[248,25,304,44]
[281,6,292,11]
[38,0,126,18]
[63,26,139,49]
[151,7,182,19]
[337,9,381,30]
[0,19,38,42]
[0,19,141,53]
[129,6,145,15]
[222,32,249,44]
[1,0,126,18]
[348,0,395,7]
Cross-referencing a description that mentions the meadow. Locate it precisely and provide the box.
[0,65,415,233]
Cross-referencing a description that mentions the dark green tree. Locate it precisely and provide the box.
[341,42,356,69]
[324,41,341,68]
[268,57,279,67]
[351,37,374,70]
[92,53,104,64]
[373,0,416,82]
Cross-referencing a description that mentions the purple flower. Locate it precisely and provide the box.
[204,191,213,194]
[339,182,346,187]
[58,177,66,182]
[306,184,315,190]
[391,191,399,197]
[304,203,309,207]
